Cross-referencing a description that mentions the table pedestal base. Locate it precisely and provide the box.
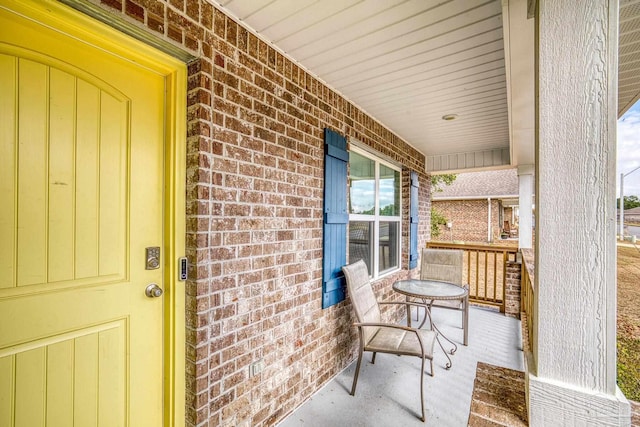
[408,301,458,369]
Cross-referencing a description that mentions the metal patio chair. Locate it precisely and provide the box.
[419,248,467,329]
[342,259,437,422]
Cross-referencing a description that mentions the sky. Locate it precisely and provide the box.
[618,100,640,199]
[350,178,396,214]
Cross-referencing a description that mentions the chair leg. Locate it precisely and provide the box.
[463,297,469,346]
[430,359,434,377]
[420,356,426,422]
[371,352,376,364]
[351,345,364,396]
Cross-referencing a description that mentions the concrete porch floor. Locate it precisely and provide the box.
[278,306,524,427]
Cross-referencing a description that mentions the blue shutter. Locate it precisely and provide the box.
[409,171,419,269]
[322,128,349,309]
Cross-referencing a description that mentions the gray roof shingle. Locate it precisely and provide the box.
[432,169,519,199]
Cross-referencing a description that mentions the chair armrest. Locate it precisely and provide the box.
[353,321,417,333]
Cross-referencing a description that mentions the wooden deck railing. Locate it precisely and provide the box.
[426,242,518,312]
[520,249,535,352]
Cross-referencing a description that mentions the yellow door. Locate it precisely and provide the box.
[0,4,169,426]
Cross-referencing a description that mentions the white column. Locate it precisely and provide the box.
[517,165,534,249]
[531,0,630,425]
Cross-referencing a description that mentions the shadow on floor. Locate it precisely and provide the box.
[278,306,525,427]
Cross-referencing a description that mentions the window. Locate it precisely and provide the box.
[348,148,401,277]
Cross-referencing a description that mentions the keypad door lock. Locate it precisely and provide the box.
[146,247,160,270]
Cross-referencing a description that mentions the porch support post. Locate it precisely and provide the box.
[517,165,533,249]
[531,0,630,425]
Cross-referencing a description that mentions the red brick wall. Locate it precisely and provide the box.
[431,199,501,243]
[83,1,430,426]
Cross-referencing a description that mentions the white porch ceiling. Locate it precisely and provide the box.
[214,0,640,173]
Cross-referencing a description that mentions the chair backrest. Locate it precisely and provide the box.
[420,248,464,286]
[342,260,380,343]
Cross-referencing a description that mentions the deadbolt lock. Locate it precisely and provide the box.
[145,247,160,270]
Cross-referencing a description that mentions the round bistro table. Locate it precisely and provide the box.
[392,279,469,369]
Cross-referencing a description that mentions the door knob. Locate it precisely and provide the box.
[145,284,163,298]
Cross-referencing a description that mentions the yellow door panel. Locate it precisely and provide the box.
[0,321,128,427]
[75,80,102,280]
[46,340,74,427]
[0,355,14,426]
[0,3,167,426]
[98,324,127,426]
[2,54,130,289]
[15,348,46,427]
[74,333,99,427]
[98,90,128,278]
[48,67,77,283]
[0,54,16,290]
[16,58,48,287]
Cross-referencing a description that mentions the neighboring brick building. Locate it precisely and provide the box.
[432,169,519,243]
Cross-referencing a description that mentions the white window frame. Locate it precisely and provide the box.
[348,146,402,278]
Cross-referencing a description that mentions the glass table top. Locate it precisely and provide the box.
[392,279,467,300]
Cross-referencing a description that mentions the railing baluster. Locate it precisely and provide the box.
[492,252,496,301]
[464,251,471,292]
[501,250,507,313]
[521,249,535,352]
[483,251,488,300]
[475,250,479,298]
